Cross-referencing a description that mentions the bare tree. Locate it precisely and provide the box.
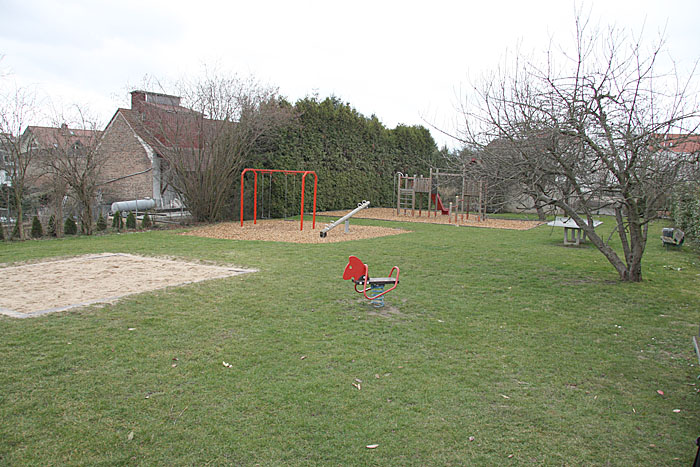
[459,15,700,281]
[145,74,294,222]
[0,86,39,239]
[41,110,104,235]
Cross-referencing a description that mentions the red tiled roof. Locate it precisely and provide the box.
[117,102,228,153]
[655,134,700,154]
[25,125,102,149]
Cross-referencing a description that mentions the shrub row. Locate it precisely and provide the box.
[2,211,154,240]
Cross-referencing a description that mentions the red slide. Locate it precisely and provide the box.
[431,193,449,215]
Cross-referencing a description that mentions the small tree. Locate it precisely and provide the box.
[64,217,77,235]
[96,212,107,231]
[125,211,136,229]
[0,222,4,241]
[30,215,43,238]
[111,211,122,230]
[141,211,152,229]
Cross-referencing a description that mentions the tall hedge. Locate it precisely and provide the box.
[241,96,442,220]
[671,182,700,245]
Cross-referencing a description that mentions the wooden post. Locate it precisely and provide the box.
[478,180,483,221]
[428,168,433,216]
[411,175,416,217]
[396,173,401,216]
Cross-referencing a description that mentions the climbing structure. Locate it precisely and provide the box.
[396,168,487,222]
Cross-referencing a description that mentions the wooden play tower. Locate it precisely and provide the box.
[396,168,487,222]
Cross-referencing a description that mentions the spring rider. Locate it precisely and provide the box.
[343,255,400,307]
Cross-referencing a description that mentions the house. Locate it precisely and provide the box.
[22,124,102,191]
[656,133,700,155]
[0,133,13,187]
[98,90,202,209]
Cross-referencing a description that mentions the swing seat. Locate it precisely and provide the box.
[343,256,399,301]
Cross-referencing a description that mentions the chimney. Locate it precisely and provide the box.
[131,91,146,110]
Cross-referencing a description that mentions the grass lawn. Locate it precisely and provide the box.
[0,217,698,465]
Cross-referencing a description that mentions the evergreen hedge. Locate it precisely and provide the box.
[671,182,700,245]
[240,96,444,220]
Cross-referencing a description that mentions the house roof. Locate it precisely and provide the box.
[112,101,229,155]
[25,125,102,149]
[656,134,700,154]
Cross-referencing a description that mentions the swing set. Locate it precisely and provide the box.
[239,168,318,231]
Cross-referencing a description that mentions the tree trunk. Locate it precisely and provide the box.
[534,201,547,221]
[14,191,23,239]
[81,200,93,235]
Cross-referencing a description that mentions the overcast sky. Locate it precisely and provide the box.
[1,0,698,148]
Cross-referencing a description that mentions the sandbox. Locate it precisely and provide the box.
[0,253,255,318]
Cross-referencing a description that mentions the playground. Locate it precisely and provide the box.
[1,216,698,465]
[0,167,698,465]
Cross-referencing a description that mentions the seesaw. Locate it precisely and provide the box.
[320,200,370,238]
[343,255,399,307]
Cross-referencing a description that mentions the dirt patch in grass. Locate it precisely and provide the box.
[182,219,410,243]
[320,207,543,230]
[0,253,255,318]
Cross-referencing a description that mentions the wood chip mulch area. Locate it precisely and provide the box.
[319,208,543,230]
[181,219,409,244]
[182,208,542,244]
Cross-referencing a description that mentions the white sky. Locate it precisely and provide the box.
[1,0,698,148]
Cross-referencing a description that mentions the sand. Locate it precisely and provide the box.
[0,253,255,318]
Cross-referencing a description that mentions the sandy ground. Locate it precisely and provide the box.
[318,207,542,230]
[0,253,255,318]
[182,219,409,243]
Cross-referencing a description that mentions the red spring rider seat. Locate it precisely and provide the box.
[343,255,399,307]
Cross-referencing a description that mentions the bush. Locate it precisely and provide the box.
[11,221,20,240]
[142,212,152,229]
[47,215,57,237]
[64,217,78,235]
[126,212,136,229]
[0,222,4,241]
[112,211,123,230]
[671,182,700,244]
[96,213,107,231]
[31,216,43,238]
